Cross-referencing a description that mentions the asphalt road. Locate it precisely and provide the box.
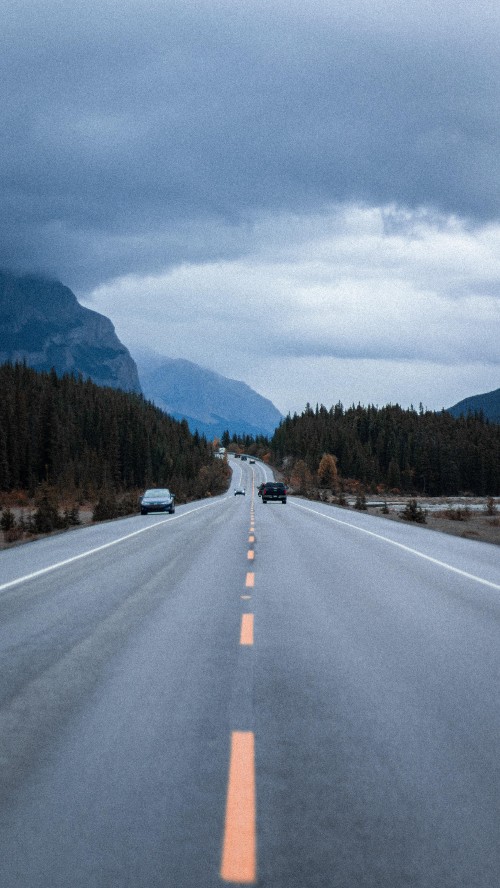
[1,457,500,887]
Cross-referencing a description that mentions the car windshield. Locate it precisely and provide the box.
[143,489,170,498]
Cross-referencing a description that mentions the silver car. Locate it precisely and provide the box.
[140,488,175,514]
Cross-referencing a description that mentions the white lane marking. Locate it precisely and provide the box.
[0,499,227,594]
[290,500,500,592]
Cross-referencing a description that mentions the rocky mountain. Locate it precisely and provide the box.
[0,270,141,392]
[448,387,500,424]
[135,351,283,439]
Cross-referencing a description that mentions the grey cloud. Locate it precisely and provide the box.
[255,326,500,366]
[2,0,500,288]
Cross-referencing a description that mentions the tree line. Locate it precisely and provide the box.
[270,402,500,496]
[0,363,230,502]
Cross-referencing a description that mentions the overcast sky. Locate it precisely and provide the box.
[2,0,499,414]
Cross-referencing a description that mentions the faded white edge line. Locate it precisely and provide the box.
[290,500,500,592]
[0,498,227,594]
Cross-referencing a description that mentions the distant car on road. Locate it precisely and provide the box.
[261,482,287,504]
[140,488,175,514]
[257,483,265,496]
[241,455,247,461]
[249,459,255,464]
[234,488,246,496]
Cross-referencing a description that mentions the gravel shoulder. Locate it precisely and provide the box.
[340,496,500,547]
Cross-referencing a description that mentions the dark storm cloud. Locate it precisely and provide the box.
[2,0,500,288]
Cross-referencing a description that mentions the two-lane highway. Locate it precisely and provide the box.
[1,457,500,887]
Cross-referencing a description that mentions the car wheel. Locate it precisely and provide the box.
[263,499,267,503]
[141,508,148,515]
[170,506,175,513]
[282,498,286,503]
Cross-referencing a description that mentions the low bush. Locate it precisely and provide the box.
[62,506,81,527]
[354,492,368,511]
[0,507,17,532]
[4,525,24,544]
[92,491,139,522]
[402,499,427,523]
[33,488,66,533]
[92,492,120,522]
[437,507,471,521]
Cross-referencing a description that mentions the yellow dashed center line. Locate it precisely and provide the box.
[240,613,254,645]
[220,488,258,882]
[221,731,257,884]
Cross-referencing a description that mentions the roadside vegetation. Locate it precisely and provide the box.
[270,402,500,497]
[0,363,230,545]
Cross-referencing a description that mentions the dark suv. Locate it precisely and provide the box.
[261,482,287,504]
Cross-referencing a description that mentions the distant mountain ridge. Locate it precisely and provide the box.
[0,270,141,392]
[135,352,283,439]
[447,387,500,424]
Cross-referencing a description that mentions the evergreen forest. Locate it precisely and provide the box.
[0,363,230,502]
[270,402,500,496]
